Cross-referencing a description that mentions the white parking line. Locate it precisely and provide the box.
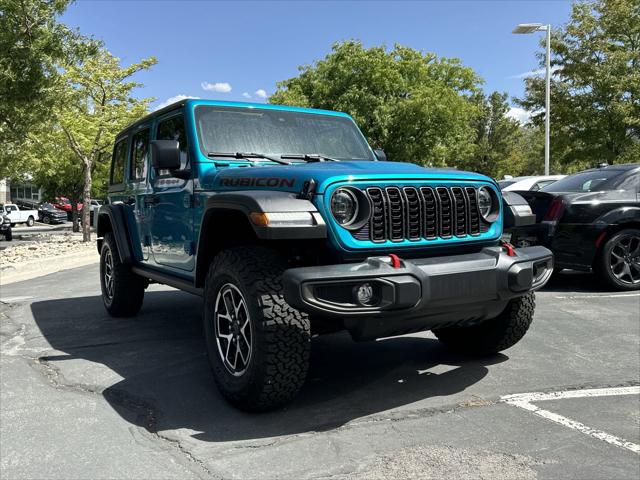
[553,293,640,299]
[501,386,640,454]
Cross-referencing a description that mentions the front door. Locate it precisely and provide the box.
[148,111,194,272]
[129,125,153,262]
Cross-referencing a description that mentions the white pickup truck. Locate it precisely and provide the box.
[0,203,37,227]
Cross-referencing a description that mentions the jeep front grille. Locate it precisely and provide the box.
[353,186,486,243]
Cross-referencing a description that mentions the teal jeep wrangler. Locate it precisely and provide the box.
[97,99,553,411]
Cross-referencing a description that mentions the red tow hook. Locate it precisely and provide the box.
[501,241,517,257]
[388,253,402,268]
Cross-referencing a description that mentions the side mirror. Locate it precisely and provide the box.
[374,148,387,161]
[151,140,181,171]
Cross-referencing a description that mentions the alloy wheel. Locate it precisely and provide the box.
[103,249,114,300]
[609,234,640,285]
[214,283,252,376]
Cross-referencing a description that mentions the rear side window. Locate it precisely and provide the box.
[111,138,127,185]
[156,114,188,176]
[130,128,150,181]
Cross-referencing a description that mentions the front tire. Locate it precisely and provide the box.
[595,229,640,291]
[4,229,12,241]
[100,232,145,317]
[203,247,311,411]
[433,293,535,355]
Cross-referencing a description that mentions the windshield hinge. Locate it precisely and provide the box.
[298,179,317,200]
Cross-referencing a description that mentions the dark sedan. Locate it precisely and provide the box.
[511,164,639,290]
[38,203,68,225]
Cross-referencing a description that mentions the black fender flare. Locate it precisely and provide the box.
[199,190,327,242]
[502,191,536,229]
[96,204,135,264]
[594,205,640,229]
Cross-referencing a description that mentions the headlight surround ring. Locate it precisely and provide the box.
[330,187,371,230]
[477,186,500,223]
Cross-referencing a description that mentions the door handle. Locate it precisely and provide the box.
[144,195,159,205]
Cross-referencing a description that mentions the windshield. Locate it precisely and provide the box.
[542,169,624,192]
[195,106,375,161]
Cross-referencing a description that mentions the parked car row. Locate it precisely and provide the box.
[503,164,640,290]
[0,199,106,226]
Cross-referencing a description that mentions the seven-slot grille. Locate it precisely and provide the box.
[353,185,486,243]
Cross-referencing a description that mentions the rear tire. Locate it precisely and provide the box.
[26,216,34,227]
[203,247,311,411]
[594,228,640,291]
[433,293,535,355]
[42,216,51,224]
[100,232,145,317]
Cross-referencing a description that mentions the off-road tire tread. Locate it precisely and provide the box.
[100,232,145,317]
[433,293,535,354]
[204,247,310,411]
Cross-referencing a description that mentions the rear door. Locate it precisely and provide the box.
[148,111,194,272]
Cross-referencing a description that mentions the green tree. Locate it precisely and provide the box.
[463,92,525,178]
[0,0,87,177]
[518,0,640,170]
[52,48,156,240]
[270,41,483,167]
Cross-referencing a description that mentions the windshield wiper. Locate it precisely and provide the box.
[280,153,341,162]
[207,152,290,165]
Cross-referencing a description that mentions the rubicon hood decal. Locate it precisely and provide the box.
[219,177,295,188]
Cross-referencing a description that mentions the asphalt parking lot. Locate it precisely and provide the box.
[1,266,638,479]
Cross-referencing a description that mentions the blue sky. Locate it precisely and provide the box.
[61,0,573,120]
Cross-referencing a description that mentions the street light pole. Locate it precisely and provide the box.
[544,24,551,176]
[513,23,552,175]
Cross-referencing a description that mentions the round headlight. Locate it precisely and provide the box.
[331,188,359,226]
[477,187,494,221]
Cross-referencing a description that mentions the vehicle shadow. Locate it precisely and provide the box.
[542,269,607,293]
[31,290,506,442]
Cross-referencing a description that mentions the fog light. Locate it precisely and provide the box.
[354,282,375,306]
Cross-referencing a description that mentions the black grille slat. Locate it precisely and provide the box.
[356,185,486,243]
[465,187,481,235]
[420,187,438,239]
[402,187,421,240]
[451,187,467,237]
[385,187,405,241]
[436,187,453,238]
[367,187,386,242]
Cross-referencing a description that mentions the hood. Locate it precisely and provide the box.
[200,161,495,194]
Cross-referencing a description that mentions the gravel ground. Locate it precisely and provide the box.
[0,232,95,270]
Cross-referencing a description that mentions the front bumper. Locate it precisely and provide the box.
[283,246,553,339]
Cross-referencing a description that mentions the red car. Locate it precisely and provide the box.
[53,197,83,220]
[53,197,83,212]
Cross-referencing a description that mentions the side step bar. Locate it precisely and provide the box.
[131,266,203,297]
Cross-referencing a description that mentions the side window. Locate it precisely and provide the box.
[110,138,127,185]
[130,128,150,182]
[156,114,188,176]
[616,172,640,192]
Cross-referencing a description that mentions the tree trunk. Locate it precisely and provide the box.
[71,202,79,233]
[82,160,92,242]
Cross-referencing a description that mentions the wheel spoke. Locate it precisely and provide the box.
[213,283,252,376]
[222,290,234,317]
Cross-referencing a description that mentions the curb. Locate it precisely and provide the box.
[0,250,99,285]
